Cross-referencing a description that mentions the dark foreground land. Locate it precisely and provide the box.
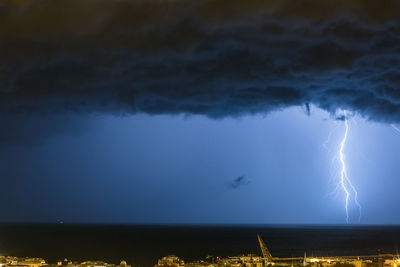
[0,224,400,267]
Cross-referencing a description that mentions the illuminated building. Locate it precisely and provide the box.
[154,255,184,267]
[0,257,46,267]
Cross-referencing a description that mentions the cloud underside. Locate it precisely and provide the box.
[1,0,400,122]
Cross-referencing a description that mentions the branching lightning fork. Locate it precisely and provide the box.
[338,110,362,223]
[391,124,400,134]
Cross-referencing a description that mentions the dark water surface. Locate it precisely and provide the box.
[1,224,400,267]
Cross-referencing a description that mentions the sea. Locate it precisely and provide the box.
[1,224,400,267]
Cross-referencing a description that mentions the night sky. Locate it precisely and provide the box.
[1,0,400,224]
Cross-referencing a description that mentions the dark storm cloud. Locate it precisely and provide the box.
[1,0,400,122]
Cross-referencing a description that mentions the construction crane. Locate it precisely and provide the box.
[257,234,273,262]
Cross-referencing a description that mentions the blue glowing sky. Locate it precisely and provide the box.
[2,0,400,225]
[1,107,400,224]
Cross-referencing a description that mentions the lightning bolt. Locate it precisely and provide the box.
[338,110,361,223]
